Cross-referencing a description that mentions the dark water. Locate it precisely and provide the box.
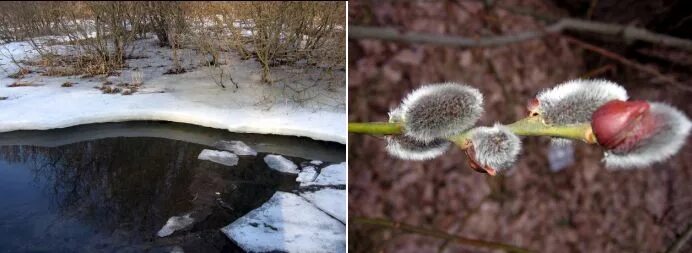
[0,122,345,253]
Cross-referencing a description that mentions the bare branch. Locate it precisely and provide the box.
[352,216,534,253]
[563,36,692,92]
[667,224,692,253]
[349,18,692,51]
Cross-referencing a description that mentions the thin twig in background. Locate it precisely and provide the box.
[352,217,535,253]
[562,36,692,92]
[350,18,692,51]
[666,224,692,253]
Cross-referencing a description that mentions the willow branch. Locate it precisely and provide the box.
[348,117,596,145]
[666,224,692,253]
[350,18,692,51]
[352,217,534,253]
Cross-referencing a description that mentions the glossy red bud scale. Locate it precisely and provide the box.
[527,98,540,116]
[591,100,658,153]
[464,144,497,176]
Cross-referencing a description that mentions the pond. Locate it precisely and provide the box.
[0,122,345,252]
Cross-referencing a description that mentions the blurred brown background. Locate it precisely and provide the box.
[348,0,692,252]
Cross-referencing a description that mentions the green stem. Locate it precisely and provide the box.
[348,117,596,145]
[352,217,535,253]
[348,122,403,135]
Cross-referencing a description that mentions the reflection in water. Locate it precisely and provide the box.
[0,137,308,252]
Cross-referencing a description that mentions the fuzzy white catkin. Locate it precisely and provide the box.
[399,83,484,142]
[604,102,691,168]
[385,106,450,160]
[536,79,628,125]
[469,124,522,171]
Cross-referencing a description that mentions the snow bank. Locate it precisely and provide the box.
[157,214,195,237]
[264,154,299,174]
[0,38,346,144]
[299,189,346,223]
[198,149,239,166]
[296,166,318,183]
[301,162,346,187]
[213,140,257,156]
[221,192,345,253]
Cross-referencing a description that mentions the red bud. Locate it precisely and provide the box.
[464,144,497,176]
[591,100,657,152]
[527,98,540,116]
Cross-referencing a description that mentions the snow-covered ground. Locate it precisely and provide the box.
[0,37,346,144]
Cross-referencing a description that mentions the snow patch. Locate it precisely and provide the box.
[264,154,299,174]
[296,166,318,183]
[221,192,345,253]
[310,160,323,165]
[157,214,195,237]
[301,162,345,187]
[213,140,257,156]
[198,149,239,166]
[299,189,346,223]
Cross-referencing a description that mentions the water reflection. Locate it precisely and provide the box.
[0,137,305,252]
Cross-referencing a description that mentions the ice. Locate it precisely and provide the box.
[296,166,318,183]
[213,140,257,156]
[299,189,346,223]
[157,214,195,237]
[264,154,299,174]
[301,162,346,186]
[198,149,239,166]
[221,192,345,253]
[170,246,184,253]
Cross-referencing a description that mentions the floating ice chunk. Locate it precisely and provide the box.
[296,166,318,183]
[301,162,345,186]
[221,192,345,253]
[310,160,323,165]
[170,246,184,253]
[300,189,346,223]
[157,214,195,237]
[213,140,257,156]
[198,149,239,166]
[263,155,299,174]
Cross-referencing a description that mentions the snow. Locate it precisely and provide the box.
[299,189,346,223]
[296,166,318,183]
[157,214,195,237]
[198,149,239,166]
[221,192,345,253]
[213,140,257,156]
[301,162,346,187]
[310,160,323,165]
[0,37,346,144]
[264,154,299,174]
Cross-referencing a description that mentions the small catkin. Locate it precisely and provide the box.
[385,135,450,160]
[604,102,691,168]
[469,124,522,172]
[385,107,450,160]
[536,79,628,125]
[400,83,484,142]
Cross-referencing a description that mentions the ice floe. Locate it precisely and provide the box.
[301,162,346,186]
[296,166,318,183]
[221,192,345,253]
[157,214,195,237]
[299,189,346,223]
[198,149,239,166]
[264,154,299,174]
[213,140,257,156]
